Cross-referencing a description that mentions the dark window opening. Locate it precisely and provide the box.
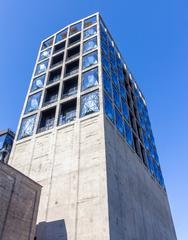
[51,53,64,68]
[133,134,141,157]
[48,68,62,85]
[58,99,77,125]
[62,76,78,98]
[38,107,56,133]
[43,84,59,106]
[68,33,81,46]
[130,112,136,132]
[67,45,80,60]
[141,145,147,166]
[127,95,132,109]
[54,41,65,54]
[64,59,79,77]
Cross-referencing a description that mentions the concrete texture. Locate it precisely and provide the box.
[0,162,41,240]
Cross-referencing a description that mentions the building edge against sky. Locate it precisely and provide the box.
[9,12,176,239]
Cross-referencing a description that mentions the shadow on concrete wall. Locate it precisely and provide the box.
[35,219,67,240]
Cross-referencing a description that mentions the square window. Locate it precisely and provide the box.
[67,45,80,60]
[84,16,97,28]
[31,75,45,92]
[69,33,81,46]
[113,86,121,110]
[55,29,67,43]
[59,99,77,125]
[54,41,66,54]
[18,115,36,140]
[65,59,79,77]
[39,48,51,61]
[38,108,56,133]
[104,94,114,123]
[82,68,98,91]
[103,69,112,96]
[82,51,98,69]
[43,84,59,106]
[42,37,54,50]
[80,90,99,117]
[124,121,133,146]
[83,25,97,39]
[115,109,124,136]
[47,68,62,85]
[70,22,82,36]
[51,52,64,68]
[62,76,78,98]
[35,60,48,76]
[83,37,97,53]
[25,92,42,114]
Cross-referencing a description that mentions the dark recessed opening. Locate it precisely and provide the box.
[58,99,77,125]
[64,59,79,77]
[43,84,59,106]
[48,68,62,84]
[67,45,80,60]
[38,107,56,133]
[141,144,147,166]
[62,76,78,98]
[68,33,81,46]
[54,41,66,54]
[51,53,64,67]
[133,134,140,157]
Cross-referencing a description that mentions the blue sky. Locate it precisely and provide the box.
[0,0,187,238]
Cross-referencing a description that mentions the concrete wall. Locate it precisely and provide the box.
[104,118,177,240]
[0,162,41,240]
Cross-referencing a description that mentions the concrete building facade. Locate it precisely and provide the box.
[9,13,176,239]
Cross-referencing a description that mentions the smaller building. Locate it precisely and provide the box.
[0,161,41,240]
[0,129,15,163]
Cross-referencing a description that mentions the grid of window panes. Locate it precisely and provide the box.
[18,14,99,140]
[100,21,164,189]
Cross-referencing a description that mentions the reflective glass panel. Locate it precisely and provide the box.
[55,29,67,43]
[103,70,112,96]
[124,121,133,146]
[122,101,129,121]
[111,72,119,88]
[39,48,51,61]
[42,37,54,50]
[113,87,121,110]
[82,68,98,91]
[70,22,82,35]
[31,75,45,92]
[115,109,124,136]
[83,26,97,39]
[102,56,111,73]
[104,94,114,123]
[120,85,126,99]
[18,115,36,140]
[25,92,42,114]
[0,135,6,149]
[84,16,97,28]
[35,60,48,76]
[83,37,97,53]
[82,51,98,69]
[80,90,99,117]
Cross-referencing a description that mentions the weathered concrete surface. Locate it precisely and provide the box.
[0,162,41,240]
[104,118,177,240]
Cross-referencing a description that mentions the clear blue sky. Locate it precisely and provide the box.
[0,0,187,238]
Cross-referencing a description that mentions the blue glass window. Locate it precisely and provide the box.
[39,48,51,61]
[84,16,97,28]
[102,56,111,73]
[83,37,97,53]
[158,170,164,187]
[82,51,98,69]
[82,68,98,91]
[55,29,68,43]
[115,109,124,136]
[144,135,149,150]
[118,67,124,84]
[103,70,112,96]
[104,94,114,123]
[111,72,119,88]
[101,40,109,57]
[0,135,6,149]
[31,75,45,92]
[147,155,154,174]
[70,22,82,35]
[25,92,42,114]
[120,85,126,99]
[18,115,36,140]
[80,90,99,117]
[83,26,97,39]
[124,121,133,146]
[35,60,48,76]
[41,37,54,50]
[122,101,129,121]
[113,87,121,110]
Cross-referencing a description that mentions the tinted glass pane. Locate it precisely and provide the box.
[101,40,109,57]
[25,92,42,114]
[83,26,97,39]
[124,121,133,146]
[80,90,99,117]
[103,70,112,96]
[42,37,54,50]
[115,109,124,136]
[102,56,111,73]
[31,75,45,92]
[0,135,6,149]
[70,22,82,35]
[120,85,126,99]
[122,101,129,121]
[111,72,119,88]
[84,16,97,28]
[18,115,36,140]
[55,29,67,43]
[113,87,121,110]
[39,48,51,61]
[82,68,98,91]
[104,94,114,123]
[83,37,97,53]
[82,51,98,69]
[35,60,48,76]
